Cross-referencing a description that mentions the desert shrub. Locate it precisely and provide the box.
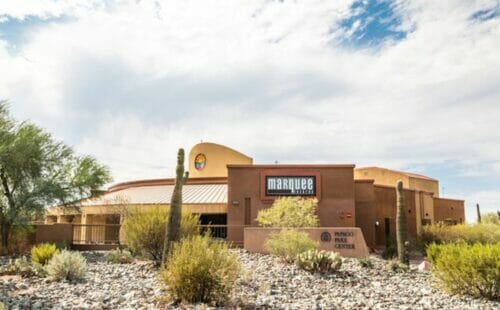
[482,212,500,225]
[382,238,397,259]
[358,256,374,268]
[265,229,317,263]
[256,197,319,227]
[161,234,241,304]
[54,241,70,250]
[106,248,133,264]
[296,250,342,273]
[426,243,441,264]
[120,207,200,264]
[0,256,35,277]
[32,262,48,278]
[420,223,499,249]
[427,243,499,300]
[385,259,409,273]
[46,250,87,281]
[31,243,58,265]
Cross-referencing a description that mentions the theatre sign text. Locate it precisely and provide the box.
[265,176,316,196]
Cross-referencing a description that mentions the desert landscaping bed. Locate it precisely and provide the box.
[1,250,498,310]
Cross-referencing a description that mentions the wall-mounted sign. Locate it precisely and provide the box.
[194,153,206,170]
[320,232,332,242]
[265,176,316,196]
[334,231,355,249]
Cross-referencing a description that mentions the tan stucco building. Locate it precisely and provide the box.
[46,142,465,248]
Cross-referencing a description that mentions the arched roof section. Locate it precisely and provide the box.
[188,142,253,178]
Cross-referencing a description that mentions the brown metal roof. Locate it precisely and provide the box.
[81,183,227,206]
[108,177,228,192]
[227,164,356,168]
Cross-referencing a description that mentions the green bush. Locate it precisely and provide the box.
[426,243,499,300]
[296,250,342,273]
[420,223,499,249]
[385,259,409,273]
[265,229,317,263]
[161,234,240,304]
[256,197,319,227]
[120,207,200,264]
[31,243,58,265]
[0,257,35,277]
[106,248,133,264]
[46,250,87,281]
[358,256,374,268]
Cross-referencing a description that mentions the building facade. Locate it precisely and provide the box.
[46,142,465,248]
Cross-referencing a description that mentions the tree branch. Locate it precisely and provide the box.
[0,168,16,210]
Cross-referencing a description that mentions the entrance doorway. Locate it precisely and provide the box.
[199,213,227,225]
[199,214,227,239]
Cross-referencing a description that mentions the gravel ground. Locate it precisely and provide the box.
[233,251,499,309]
[0,252,163,309]
[0,250,499,309]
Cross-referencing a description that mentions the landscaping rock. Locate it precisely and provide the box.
[418,260,432,272]
[0,250,498,309]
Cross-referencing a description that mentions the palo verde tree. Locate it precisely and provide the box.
[256,196,319,228]
[0,101,112,253]
[162,148,189,265]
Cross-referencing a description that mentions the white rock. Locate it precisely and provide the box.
[418,260,432,272]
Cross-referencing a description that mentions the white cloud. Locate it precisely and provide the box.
[0,0,106,20]
[0,0,499,218]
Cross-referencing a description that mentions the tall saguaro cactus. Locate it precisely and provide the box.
[476,203,482,223]
[396,181,409,265]
[162,148,189,265]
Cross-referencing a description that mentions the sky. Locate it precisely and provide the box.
[0,0,499,222]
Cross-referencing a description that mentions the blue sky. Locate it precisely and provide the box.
[0,0,499,222]
[337,0,409,47]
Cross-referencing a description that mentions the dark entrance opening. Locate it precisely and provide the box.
[199,214,227,239]
[385,218,391,239]
[199,214,227,225]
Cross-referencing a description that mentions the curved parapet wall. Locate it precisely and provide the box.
[355,167,440,197]
[188,142,253,178]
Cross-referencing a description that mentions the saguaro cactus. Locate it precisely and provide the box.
[396,181,409,265]
[476,203,482,223]
[162,148,189,265]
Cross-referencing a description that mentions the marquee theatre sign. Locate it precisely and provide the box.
[265,176,316,196]
[260,170,322,201]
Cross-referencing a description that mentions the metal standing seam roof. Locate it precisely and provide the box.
[81,184,228,206]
